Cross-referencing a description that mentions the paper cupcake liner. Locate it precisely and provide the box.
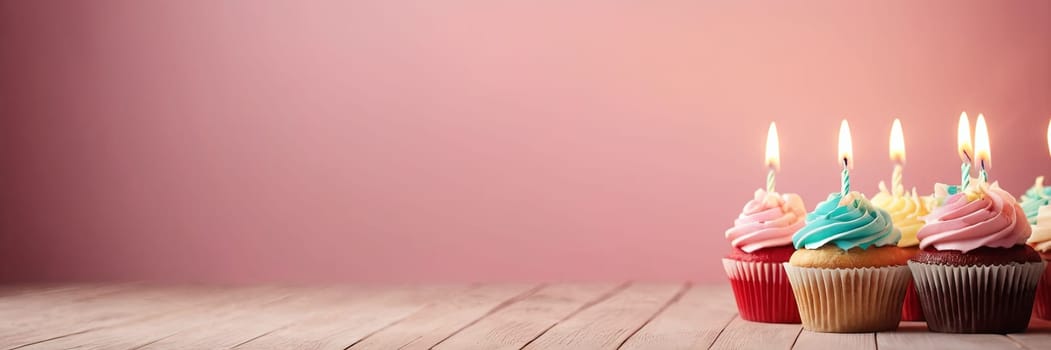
[722,258,801,323]
[1034,260,1051,320]
[783,264,910,333]
[908,260,1047,333]
[901,279,924,321]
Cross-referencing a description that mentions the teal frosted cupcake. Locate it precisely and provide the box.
[1021,176,1051,224]
[784,192,912,332]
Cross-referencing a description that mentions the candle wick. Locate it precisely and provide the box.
[842,157,849,168]
[963,150,972,163]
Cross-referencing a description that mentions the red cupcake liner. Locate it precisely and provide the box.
[901,279,925,321]
[1035,261,1051,320]
[722,258,800,324]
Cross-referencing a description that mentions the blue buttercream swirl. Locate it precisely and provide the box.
[1020,176,1051,224]
[792,191,901,250]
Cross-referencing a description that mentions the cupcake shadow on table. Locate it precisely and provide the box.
[784,191,911,333]
[723,189,806,323]
[910,181,1047,333]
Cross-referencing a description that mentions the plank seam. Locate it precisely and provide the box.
[345,284,487,350]
[615,282,692,350]
[517,282,633,350]
[10,288,293,350]
[702,313,739,350]
[1003,334,1032,350]
[787,325,804,349]
[7,327,99,350]
[426,284,546,349]
[231,326,290,349]
[128,332,182,350]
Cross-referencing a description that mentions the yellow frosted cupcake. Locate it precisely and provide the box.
[871,182,929,321]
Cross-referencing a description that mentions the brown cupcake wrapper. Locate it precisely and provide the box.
[908,260,1047,333]
[783,264,910,333]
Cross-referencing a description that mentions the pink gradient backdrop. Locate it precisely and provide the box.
[1,1,1049,283]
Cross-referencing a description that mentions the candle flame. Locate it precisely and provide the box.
[974,113,991,169]
[890,118,905,164]
[957,112,972,162]
[765,122,780,171]
[838,119,853,169]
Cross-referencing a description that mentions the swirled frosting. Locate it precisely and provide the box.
[1030,205,1051,253]
[917,181,1031,253]
[792,191,901,250]
[725,189,806,253]
[1020,176,1051,225]
[871,181,929,247]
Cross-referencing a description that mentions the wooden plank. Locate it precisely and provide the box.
[0,284,184,349]
[877,321,1021,350]
[1008,318,1051,350]
[619,284,737,350]
[522,283,686,350]
[0,284,89,298]
[348,284,540,350]
[434,283,623,350]
[5,285,292,349]
[709,316,802,350]
[233,285,467,350]
[793,331,874,350]
[0,283,132,313]
[134,286,374,349]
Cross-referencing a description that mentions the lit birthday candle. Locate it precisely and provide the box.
[766,122,780,193]
[975,114,991,183]
[957,112,973,190]
[890,118,906,196]
[839,120,853,195]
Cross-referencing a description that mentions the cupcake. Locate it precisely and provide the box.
[910,181,1047,333]
[784,191,911,333]
[1028,197,1051,320]
[1021,176,1051,224]
[871,182,930,321]
[723,189,806,323]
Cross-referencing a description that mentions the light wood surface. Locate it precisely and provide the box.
[0,283,1048,349]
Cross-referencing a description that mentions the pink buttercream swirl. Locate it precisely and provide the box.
[917,181,1031,253]
[725,189,806,253]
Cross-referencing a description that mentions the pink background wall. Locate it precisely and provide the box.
[1,1,1049,284]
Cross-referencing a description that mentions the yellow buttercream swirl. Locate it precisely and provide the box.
[871,181,929,247]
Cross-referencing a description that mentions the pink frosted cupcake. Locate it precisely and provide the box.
[910,182,1047,333]
[723,189,806,323]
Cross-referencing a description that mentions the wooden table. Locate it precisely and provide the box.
[1,283,1049,349]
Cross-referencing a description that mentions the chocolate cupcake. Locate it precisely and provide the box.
[910,182,1047,333]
